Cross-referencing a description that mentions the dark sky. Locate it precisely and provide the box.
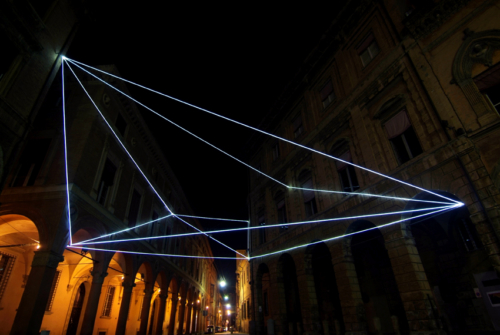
[66,1,338,285]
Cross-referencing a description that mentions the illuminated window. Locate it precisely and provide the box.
[45,270,61,311]
[384,110,422,165]
[128,189,142,227]
[320,80,335,108]
[11,138,51,187]
[298,170,317,217]
[0,252,15,303]
[357,33,380,67]
[336,151,359,193]
[102,286,115,317]
[97,158,117,205]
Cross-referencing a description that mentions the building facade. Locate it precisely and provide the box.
[248,0,500,334]
[0,63,218,335]
[236,250,251,333]
[0,0,80,192]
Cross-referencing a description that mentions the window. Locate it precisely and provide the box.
[97,158,117,205]
[258,211,266,244]
[292,116,304,138]
[357,33,380,67]
[45,270,61,311]
[298,170,317,217]
[102,286,115,317]
[336,151,359,192]
[128,189,142,227]
[0,252,15,303]
[272,143,280,161]
[246,300,250,319]
[457,217,483,252]
[210,284,215,297]
[320,80,335,108]
[474,62,500,114]
[275,191,288,232]
[115,113,127,137]
[11,138,51,187]
[384,110,422,164]
[149,211,159,244]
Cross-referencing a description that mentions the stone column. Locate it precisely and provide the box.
[155,293,168,335]
[186,303,193,334]
[139,288,154,335]
[295,253,320,335]
[80,270,108,335]
[10,250,64,335]
[177,296,187,335]
[190,305,198,334]
[385,236,445,334]
[333,255,367,335]
[116,281,136,335]
[168,292,179,335]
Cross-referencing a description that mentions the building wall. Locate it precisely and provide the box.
[248,1,500,334]
[236,250,251,333]
[0,64,217,334]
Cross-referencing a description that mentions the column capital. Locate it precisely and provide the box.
[31,250,64,269]
[90,270,108,284]
[159,293,168,300]
[122,281,136,291]
[143,288,154,296]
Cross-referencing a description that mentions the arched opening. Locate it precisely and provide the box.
[278,254,302,335]
[166,276,180,335]
[255,263,270,335]
[307,242,344,335]
[0,214,41,333]
[66,283,86,335]
[348,220,408,334]
[404,191,490,331]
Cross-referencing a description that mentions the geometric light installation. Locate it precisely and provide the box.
[62,57,462,260]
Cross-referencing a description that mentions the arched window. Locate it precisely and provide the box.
[335,151,359,192]
[298,170,317,217]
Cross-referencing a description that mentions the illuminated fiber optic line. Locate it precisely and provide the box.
[171,214,248,259]
[62,59,73,245]
[65,58,461,205]
[175,214,249,223]
[249,204,460,259]
[67,246,246,260]
[64,62,242,258]
[288,186,455,206]
[77,214,173,244]
[73,205,456,245]
[66,60,453,207]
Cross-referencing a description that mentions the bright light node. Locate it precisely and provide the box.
[224,295,228,301]
[226,304,230,308]
[219,280,226,288]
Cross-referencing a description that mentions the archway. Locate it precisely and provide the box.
[277,254,302,335]
[348,220,408,334]
[306,242,344,335]
[255,263,270,335]
[404,191,489,331]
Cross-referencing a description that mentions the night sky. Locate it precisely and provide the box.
[66,1,340,285]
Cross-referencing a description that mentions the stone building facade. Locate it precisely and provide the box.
[247,0,500,334]
[236,250,251,333]
[0,0,80,193]
[0,63,218,334]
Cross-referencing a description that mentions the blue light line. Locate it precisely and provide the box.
[66,60,455,207]
[65,58,461,205]
[67,245,243,260]
[176,214,249,223]
[72,205,455,245]
[250,204,459,259]
[62,58,73,245]
[78,214,173,244]
[64,61,246,259]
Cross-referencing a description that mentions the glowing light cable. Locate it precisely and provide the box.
[62,59,73,245]
[67,245,244,260]
[65,58,461,205]
[175,214,249,223]
[66,60,455,207]
[64,61,246,259]
[250,203,460,259]
[72,205,457,245]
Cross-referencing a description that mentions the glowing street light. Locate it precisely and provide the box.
[219,280,226,288]
[224,295,229,301]
[226,304,230,309]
